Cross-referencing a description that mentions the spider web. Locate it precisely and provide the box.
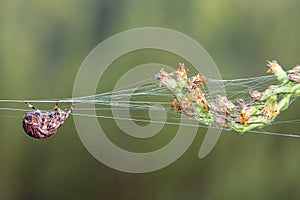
[0,73,300,138]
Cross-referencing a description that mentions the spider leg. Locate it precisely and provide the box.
[25,102,40,112]
[54,102,59,110]
[54,102,63,114]
[69,103,74,113]
[64,103,74,114]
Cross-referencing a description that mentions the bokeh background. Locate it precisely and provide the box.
[1,0,300,199]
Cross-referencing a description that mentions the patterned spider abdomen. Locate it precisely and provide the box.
[23,112,54,139]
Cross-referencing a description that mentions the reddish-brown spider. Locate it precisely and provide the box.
[22,102,74,140]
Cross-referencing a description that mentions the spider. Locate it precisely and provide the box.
[22,102,74,140]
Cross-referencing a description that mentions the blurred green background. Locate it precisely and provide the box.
[1,0,300,199]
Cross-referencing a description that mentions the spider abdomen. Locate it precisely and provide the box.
[23,112,56,139]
